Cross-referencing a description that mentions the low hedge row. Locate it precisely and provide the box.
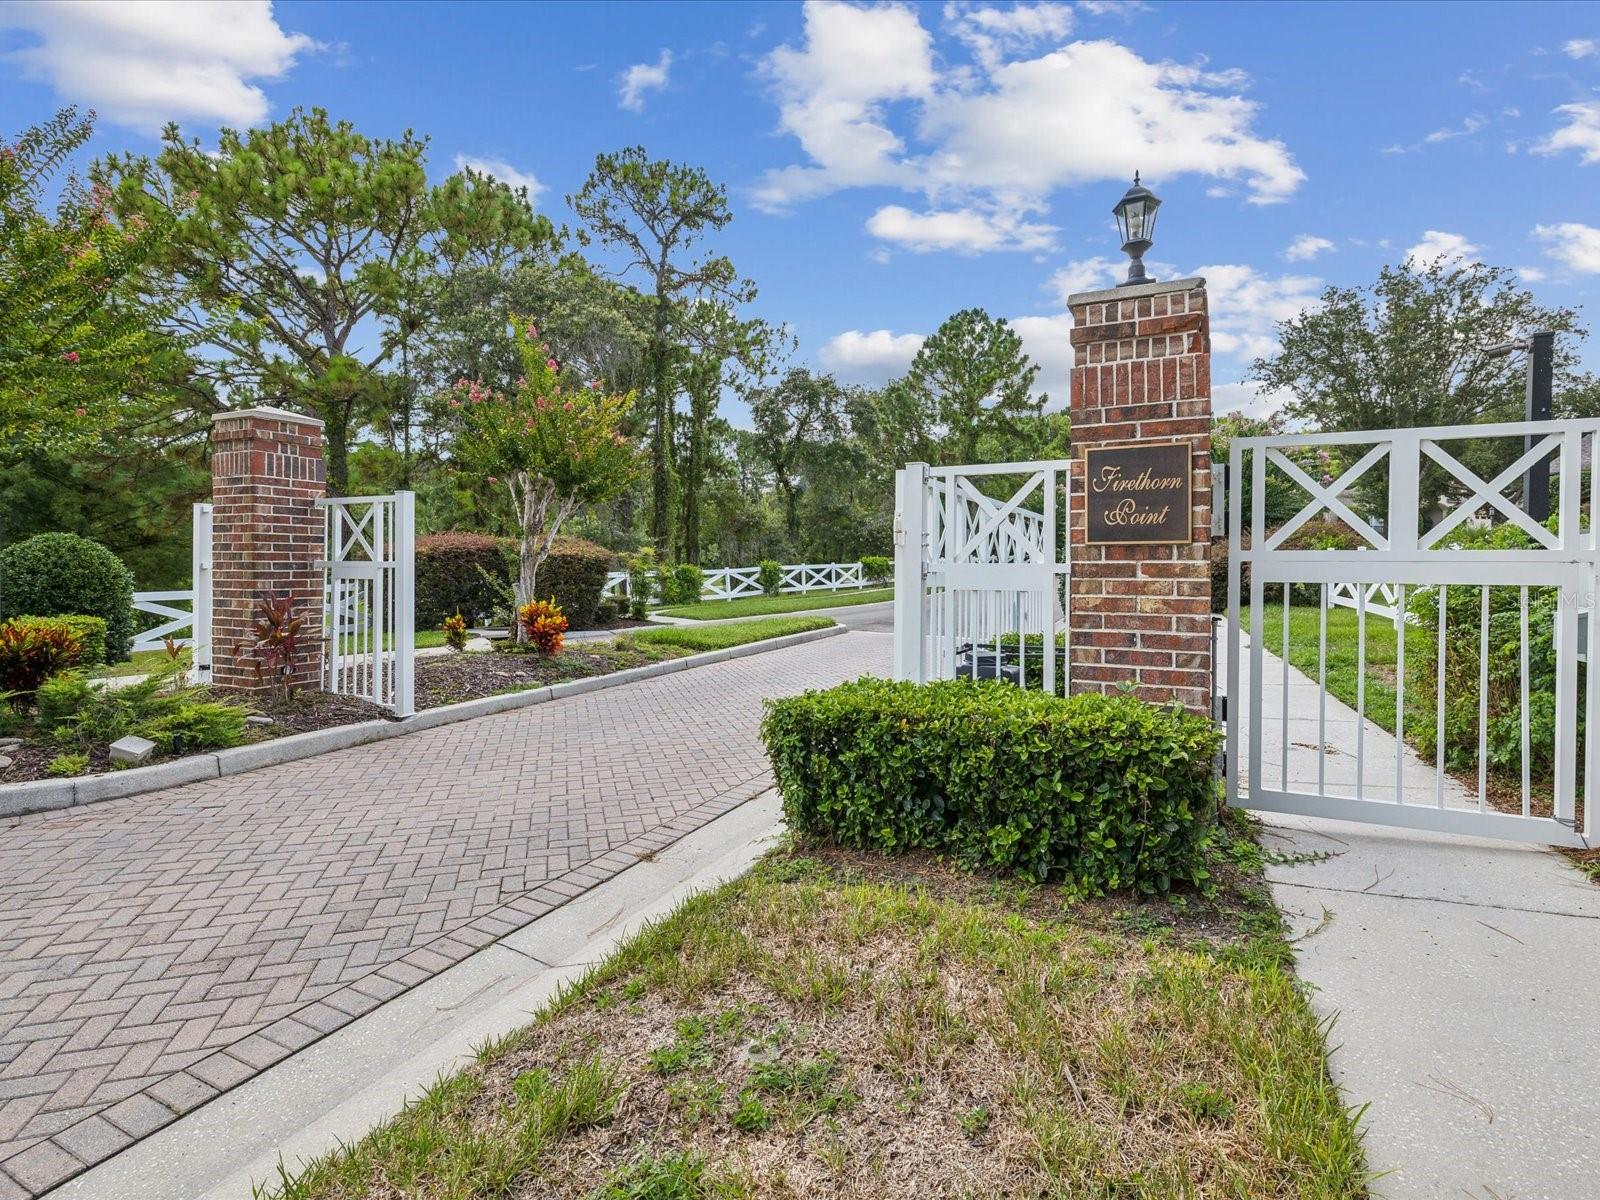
[761,677,1221,894]
[415,533,616,630]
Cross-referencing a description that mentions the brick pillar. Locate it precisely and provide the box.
[1067,278,1212,713]
[209,407,325,696]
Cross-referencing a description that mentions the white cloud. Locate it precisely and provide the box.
[1563,38,1597,59]
[0,0,315,133]
[618,49,672,112]
[1284,234,1334,262]
[818,329,926,382]
[866,204,1056,253]
[945,2,1073,72]
[1010,312,1073,403]
[1534,101,1600,165]
[1045,255,1121,300]
[1533,222,1600,274]
[1195,263,1323,361]
[1213,381,1294,420]
[1423,113,1486,144]
[452,155,546,204]
[1404,229,1481,268]
[755,1,1303,234]
[1517,265,1548,283]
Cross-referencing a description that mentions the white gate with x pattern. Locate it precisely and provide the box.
[1226,419,1600,847]
[893,459,1070,692]
[319,492,416,717]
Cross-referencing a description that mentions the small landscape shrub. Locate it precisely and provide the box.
[0,617,84,697]
[46,752,89,778]
[36,661,248,754]
[594,597,619,625]
[0,533,136,660]
[518,598,568,655]
[442,611,469,652]
[859,555,892,584]
[626,557,653,619]
[19,614,108,666]
[415,532,514,628]
[657,563,705,607]
[757,559,783,596]
[539,536,616,629]
[762,677,1222,894]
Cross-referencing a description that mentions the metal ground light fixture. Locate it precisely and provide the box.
[1113,172,1161,286]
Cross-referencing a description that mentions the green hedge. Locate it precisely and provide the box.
[0,533,135,660]
[538,536,615,629]
[20,614,107,666]
[761,678,1221,894]
[860,555,892,584]
[415,533,514,628]
[414,531,616,631]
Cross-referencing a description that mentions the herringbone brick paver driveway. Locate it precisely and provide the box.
[0,632,889,1195]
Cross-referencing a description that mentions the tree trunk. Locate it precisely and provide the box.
[649,300,674,554]
[324,416,350,496]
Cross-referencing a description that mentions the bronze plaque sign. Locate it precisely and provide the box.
[1084,442,1192,545]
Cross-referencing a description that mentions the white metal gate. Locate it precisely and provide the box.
[893,459,1071,692]
[1226,419,1599,847]
[320,492,415,717]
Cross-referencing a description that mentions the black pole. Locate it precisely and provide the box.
[1525,331,1555,523]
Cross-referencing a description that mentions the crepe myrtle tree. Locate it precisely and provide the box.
[453,320,640,642]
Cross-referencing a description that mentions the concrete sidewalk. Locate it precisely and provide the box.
[1232,629,1600,1198]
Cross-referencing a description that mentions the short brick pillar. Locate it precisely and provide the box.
[1066,277,1213,713]
[209,407,325,696]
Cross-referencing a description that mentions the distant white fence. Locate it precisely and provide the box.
[131,504,212,683]
[601,560,883,603]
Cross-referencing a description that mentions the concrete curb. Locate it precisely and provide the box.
[0,624,845,820]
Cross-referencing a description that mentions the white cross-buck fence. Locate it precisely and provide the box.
[319,492,415,717]
[131,503,213,682]
[601,560,875,603]
[1226,418,1600,848]
[893,459,1071,692]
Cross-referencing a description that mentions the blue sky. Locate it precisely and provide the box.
[3,0,1598,423]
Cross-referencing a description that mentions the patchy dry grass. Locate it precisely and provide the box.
[263,817,1367,1200]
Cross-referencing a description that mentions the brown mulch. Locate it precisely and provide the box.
[415,642,684,708]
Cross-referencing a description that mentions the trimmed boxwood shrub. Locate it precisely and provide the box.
[761,678,1222,895]
[0,534,135,661]
[415,533,514,628]
[539,537,615,629]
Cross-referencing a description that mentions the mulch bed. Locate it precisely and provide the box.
[416,642,683,707]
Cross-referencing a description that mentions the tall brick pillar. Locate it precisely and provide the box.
[1067,278,1213,713]
[209,407,325,695]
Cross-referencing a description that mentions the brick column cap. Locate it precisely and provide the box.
[212,405,325,429]
[1066,275,1207,306]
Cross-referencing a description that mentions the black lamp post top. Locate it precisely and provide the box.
[1113,172,1161,286]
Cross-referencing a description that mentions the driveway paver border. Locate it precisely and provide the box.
[0,766,781,1197]
[0,625,845,820]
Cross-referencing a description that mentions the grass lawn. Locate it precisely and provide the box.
[265,825,1366,1200]
[656,587,893,621]
[1245,602,1431,738]
[621,616,835,654]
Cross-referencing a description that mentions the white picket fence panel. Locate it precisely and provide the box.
[893,459,1071,691]
[319,492,415,717]
[601,560,879,604]
[1226,418,1600,848]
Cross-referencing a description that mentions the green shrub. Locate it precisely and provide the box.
[757,559,783,596]
[658,563,704,606]
[53,614,108,666]
[0,533,136,660]
[626,552,655,619]
[0,617,84,696]
[46,752,89,778]
[414,533,514,628]
[36,661,246,753]
[860,555,892,584]
[538,536,615,629]
[761,678,1221,894]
